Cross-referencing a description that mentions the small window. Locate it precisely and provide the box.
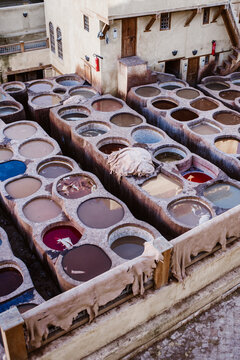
[84,15,89,32]
[49,22,55,53]
[203,8,210,24]
[56,27,63,59]
[160,13,171,30]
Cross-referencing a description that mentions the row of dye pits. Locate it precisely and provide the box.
[0,121,161,287]
[199,73,240,106]
[132,85,240,157]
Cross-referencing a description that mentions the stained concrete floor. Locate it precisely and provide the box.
[133,286,240,360]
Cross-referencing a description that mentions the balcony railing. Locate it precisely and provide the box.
[0,38,49,55]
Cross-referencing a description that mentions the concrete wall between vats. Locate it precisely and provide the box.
[0,3,46,42]
[28,240,240,360]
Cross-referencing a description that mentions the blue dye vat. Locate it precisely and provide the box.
[0,289,34,314]
[133,129,163,144]
[0,160,26,181]
[0,239,2,246]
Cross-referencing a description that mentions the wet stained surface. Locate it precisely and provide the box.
[134,287,240,360]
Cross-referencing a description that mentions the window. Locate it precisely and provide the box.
[160,13,171,30]
[205,55,209,65]
[203,8,210,24]
[49,22,55,53]
[84,15,89,32]
[56,27,63,59]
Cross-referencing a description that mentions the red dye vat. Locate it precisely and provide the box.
[183,172,212,183]
[43,225,81,251]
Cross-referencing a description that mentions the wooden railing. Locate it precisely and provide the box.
[0,38,49,55]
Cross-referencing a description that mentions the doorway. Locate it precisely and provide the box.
[187,57,199,86]
[165,59,181,77]
[122,17,137,58]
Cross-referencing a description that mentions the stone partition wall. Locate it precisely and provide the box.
[127,82,240,181]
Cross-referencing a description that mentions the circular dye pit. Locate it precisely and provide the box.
[18,304,37,313]
[190,122,221,135]
[70,88,96,98]
[0,268,23,296]
[152,99,178,110]
[232,81,240,86]
[0,148,13,161]
[191,98,218,111]
[154,147,186,163]
[4,123,37,140]
[141,173,183,198]
[28,81,53,93]
[0,106,19,116]
[132,128,163,144]
[57,175,96,199]
[135,86,161,97]
[160,84,182,90]
[53,88,66,94]
[176,89,200,99]
[203,183,240,209]
[38,160,72,178]
[205,82,230,91]
[0,160,26,181]
[4,84,23,93]
[43,225,81,251]
[213,111,240,126]
[19,140,54,158]
[99,143,127,154]
[215,137,240,154]
[110,113,143,127]
[5,177,41,199]
[31,94,61,106]
[61,112,89,121]
[62,245,112,282]
[77,197,124,228]
[111,236,145,260]
[23,198,61,223]
[183,169,212,183]
[171,108,199,122]
[219,90,240,101]
[92,99,123,112]
[56,78,82,87]
[168,199,212,228]
[77,122,109,137]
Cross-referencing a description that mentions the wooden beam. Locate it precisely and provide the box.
[184,9,197,27]
[144,15,156,32]
[211,5,224,22]
[154,248,172,289]
[99,23,110,39]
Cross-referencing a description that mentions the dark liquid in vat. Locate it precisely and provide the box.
[111,236,145,260]
[191,98,218,111]
[61,112,88,120]
[205,82,229,90]
[99,143,127,154]
[0,268,23,296]
[62,245,112,282]
[38,162,72,178]
[153,100,177,110]
[57,175,96,199]
[155,151,184,163]
[92,99,123,112]
[18,303,37,313]
[110,113,143,127]
[79,129,106,137]
[77,197,124,228]
[135,86,161,97]
[161,85,181,90]
[171,109,198,121]
[0,107,18,116]
[219,90,240,100]
[213,111,240,125]
[5,87,22,92]
[176,89,199,99]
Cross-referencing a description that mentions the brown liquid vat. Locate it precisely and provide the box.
[141,173,183,199]
[19,139,54,159]
[31,94,62,107]
[110,113,143,127]
[37,159,73,178]
[76,122,110,137]
[0,267,23,296]
[92,99,123,112]
[58,106,91,121]
[56,174,96,199]
[205,82,230,91]
[0,148,13,161]
[135,86,161,97]
[152,99,178,110]
[69,86,97,99]
[5,177,42,199]
[191,98,219,111]
[171,108,199,122]
[176,88,200,99]
[23,197,62,223]
[154,146,186,163]
[189,122,221,135]
[219,90,240,101]
[213,111,240,126]
[214,137,240,154]
[4,122,37,140]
